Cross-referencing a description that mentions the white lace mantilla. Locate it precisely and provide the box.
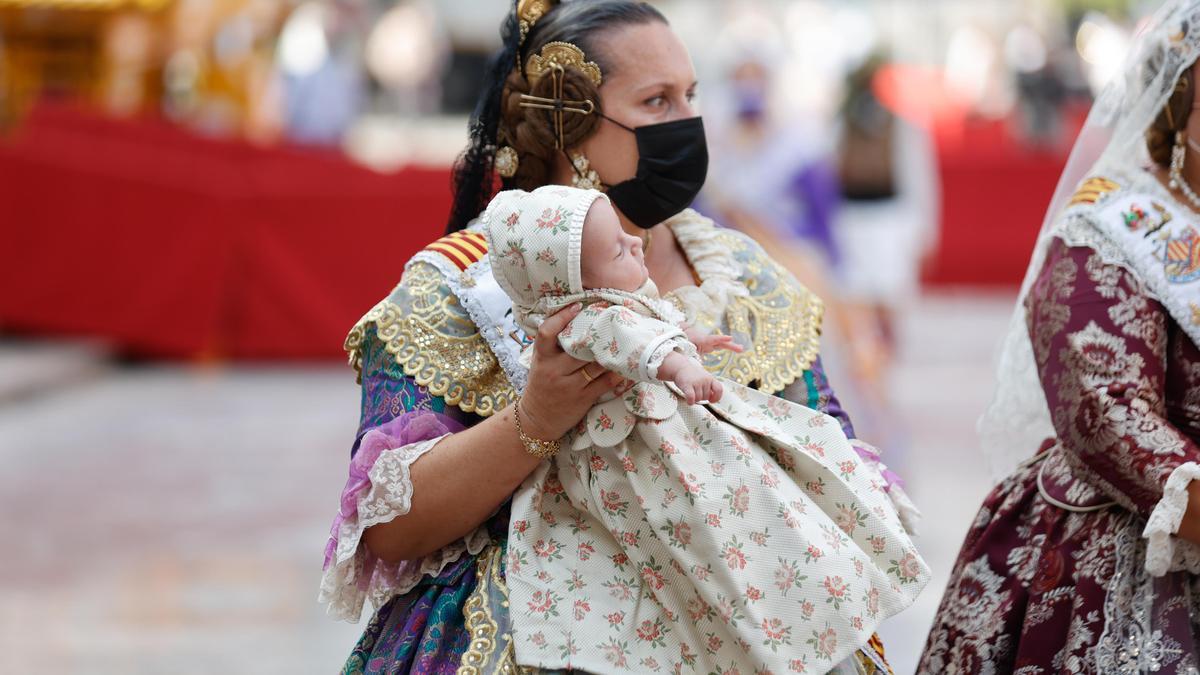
[319,434,492,622]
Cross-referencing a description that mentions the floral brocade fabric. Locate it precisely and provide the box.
[919,238,1200,674]
[325,215,901,673]
[335,326,888,674]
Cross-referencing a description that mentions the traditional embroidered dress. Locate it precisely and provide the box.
[319,189,905,673]
[484,186,927,674]
[920,167,1200,673]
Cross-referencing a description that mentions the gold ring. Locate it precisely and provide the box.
[580,366,597,383]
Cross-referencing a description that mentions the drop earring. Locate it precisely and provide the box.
[1170,131,1200,211]
[569,151,602,190]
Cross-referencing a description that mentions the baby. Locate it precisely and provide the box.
[559,181,738,405]
[485,186,927,675]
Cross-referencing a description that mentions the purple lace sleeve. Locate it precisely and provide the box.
[324,410,465,569]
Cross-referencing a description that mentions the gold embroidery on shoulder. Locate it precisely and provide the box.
[1068,177,1120,207]
[345,261,514,417]
[708,230,824,392]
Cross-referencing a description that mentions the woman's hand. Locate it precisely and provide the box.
[519,303,625,440]
[1178,481,1200,546]
[363,303,624,563]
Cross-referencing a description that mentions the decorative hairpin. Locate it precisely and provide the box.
[520,42,601,149]
[495,145,520,178]
[498,6,604,174]
[525,41,603,88]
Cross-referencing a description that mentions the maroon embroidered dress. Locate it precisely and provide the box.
[919,174,1200,673]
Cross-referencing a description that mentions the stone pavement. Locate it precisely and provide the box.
[0,291,1014,674]
[871,292,1014,673]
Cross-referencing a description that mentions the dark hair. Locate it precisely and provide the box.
[1148,66,1196,169]
[445,1,667,233]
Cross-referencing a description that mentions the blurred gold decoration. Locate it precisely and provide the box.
[0,0,172,128]
[0,0,287,137]
[0,0,169,7]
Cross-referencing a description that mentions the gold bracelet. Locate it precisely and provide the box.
[512,396,561,459]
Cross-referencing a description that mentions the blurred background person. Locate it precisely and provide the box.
[275,1,368,146]
[700,44,895,451]
[832,52,940,454]
[703,51,842,296]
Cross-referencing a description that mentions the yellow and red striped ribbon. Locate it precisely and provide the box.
[424,231,489,271]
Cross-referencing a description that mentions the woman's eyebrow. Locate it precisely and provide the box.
[631,80,698,95]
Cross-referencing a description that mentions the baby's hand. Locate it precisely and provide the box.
[685,327,745,355]
[674,361,723,405]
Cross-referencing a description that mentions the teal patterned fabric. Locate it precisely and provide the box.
[352,325,451,454]
[341,552,480,674]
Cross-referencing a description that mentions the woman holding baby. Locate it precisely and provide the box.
[319,1,919,672]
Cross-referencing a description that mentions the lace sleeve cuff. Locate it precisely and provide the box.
[1143,461,1200,576]
[644,333,695,380]
[318,411,491,622]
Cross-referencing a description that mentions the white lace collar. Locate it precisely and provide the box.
[662,209,748,324]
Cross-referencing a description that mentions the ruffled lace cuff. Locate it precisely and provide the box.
[319,411,490,622]
[1143,461,1200,576]
[644,334,697,380]
[851,440,922,536]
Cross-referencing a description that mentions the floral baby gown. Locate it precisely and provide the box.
[483,186,929,674]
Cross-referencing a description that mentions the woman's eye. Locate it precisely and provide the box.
[645,95,667,108]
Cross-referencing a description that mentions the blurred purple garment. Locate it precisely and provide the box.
[792,161,842,265]
[705,122,843,266]
[282,48,366,147]
[807,355,857,439]
[850,439,904,490]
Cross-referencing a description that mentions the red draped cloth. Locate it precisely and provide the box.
[0,105,450,359]
[0,105,1072,359]
[922,118,1073,287]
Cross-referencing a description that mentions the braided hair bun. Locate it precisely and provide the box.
[499,64,603,190]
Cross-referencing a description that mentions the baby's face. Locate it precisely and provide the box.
[580,199,648,291]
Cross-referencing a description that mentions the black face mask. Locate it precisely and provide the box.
[599,116,709,229]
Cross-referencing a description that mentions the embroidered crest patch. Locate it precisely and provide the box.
[1158,225,1200,283]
